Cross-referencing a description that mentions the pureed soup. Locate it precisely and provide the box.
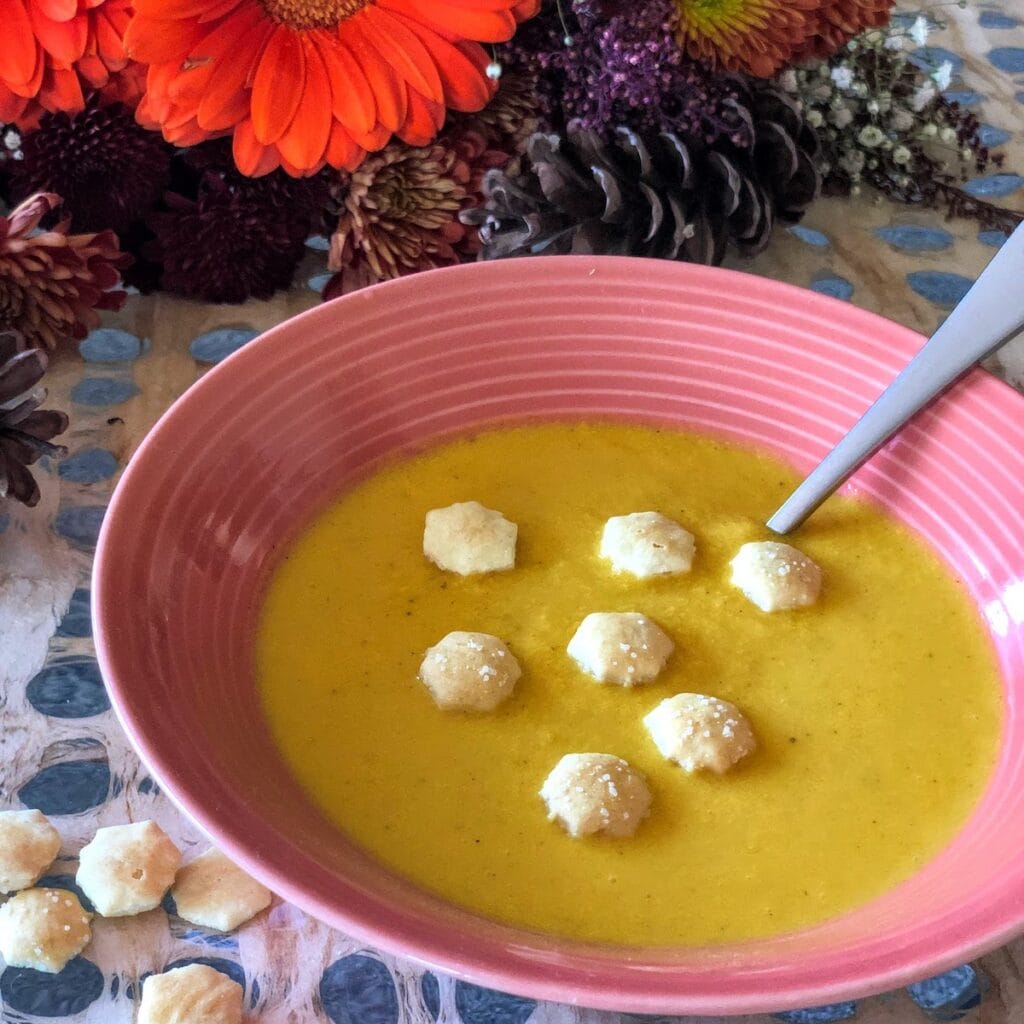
[256,422,1001,946]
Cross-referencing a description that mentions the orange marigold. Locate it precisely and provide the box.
[673,0,895,77]
[126,0,540,178]
[0,0,137,130]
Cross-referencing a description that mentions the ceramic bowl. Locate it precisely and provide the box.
[94,257,1024,1015]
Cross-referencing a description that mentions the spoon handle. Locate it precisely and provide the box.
[767,222,1024,535]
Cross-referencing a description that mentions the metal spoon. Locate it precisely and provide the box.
[767,221,1024,534]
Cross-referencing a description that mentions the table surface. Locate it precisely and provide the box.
[3,5,1024,1023]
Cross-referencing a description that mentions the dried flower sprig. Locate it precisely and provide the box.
[782,21,1022,231]
[500,0,753,146]
[0,193,129,351]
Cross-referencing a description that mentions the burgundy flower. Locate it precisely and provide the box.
[11,97,173,234]
[146,143,329,304]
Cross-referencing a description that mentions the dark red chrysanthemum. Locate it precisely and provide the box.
[146,143,329,303]
[11,97,173,233]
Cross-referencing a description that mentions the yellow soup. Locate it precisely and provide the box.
[257,422,1001,946]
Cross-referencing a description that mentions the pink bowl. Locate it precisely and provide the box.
[94,257,1024,1016]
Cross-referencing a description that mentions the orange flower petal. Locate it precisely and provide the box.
[347,120,391,152]
[163,95,205,128]
[0,85,30,120]
[325,118,363,169]
[512,0,539,21]
[126,13,206,62]
[251,25,305,144]
[233,116,280,175]
[396,84,444,145]
[134,88,160,126]
[91,9,128,67]
[75,53,111,86]
[163,114,214,144]
[132,0,227,19]
[358,4,442,103]
[383,0,517,44]
[279,154,325,176]
[276,34,331,171]
[5,40,44,97]
[198,0,244,21]
[169,5,261,108]
[196,14,268,130]
[38,62,83,112]
[29,7,88,64]
[35,0,77,22]
[320,33,375,135]
[385,9,492,111]
[0,0,40,86]
[344,19,405,132]
[99,58,144,104]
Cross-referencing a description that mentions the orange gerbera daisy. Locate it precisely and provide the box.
[126,0,539,178]
[0,0,135,129]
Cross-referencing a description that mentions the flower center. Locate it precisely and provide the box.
[259,0,368,29]
[676,0,772,40]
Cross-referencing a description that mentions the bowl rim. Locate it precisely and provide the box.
[93,255,1024,1015]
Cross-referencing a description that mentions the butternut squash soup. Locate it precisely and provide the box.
[256,422,1001,946]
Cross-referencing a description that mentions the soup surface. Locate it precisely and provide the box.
[257,422,1001,945]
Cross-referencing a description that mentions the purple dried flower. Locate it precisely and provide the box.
[501,0,753,147]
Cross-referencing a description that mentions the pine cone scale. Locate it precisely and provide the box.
[463,82,820,266]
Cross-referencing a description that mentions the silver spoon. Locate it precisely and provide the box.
[767,221,1024,534]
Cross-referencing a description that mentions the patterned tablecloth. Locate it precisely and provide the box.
[3,4,1024,1023]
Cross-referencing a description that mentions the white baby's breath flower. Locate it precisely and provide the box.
[892,145,912,164]
[892,109,914,132]
[912,83,936,111]
[939,125,957,143]
[778,69,798,93]
[830,106,854,129]
[932,60,954,91]
[921,122,938,138]
[858,125,886,148]
[3,129,20,151]
[885,33,904,51]
[806,109,824,128]
[830,66,854,90]
[910,15,929,47]
[839,150,866,175]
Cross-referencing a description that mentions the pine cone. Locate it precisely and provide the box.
[0,330,68,507]
[461,84,820,265]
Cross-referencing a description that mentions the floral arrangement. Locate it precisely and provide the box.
[0,0,1020,311]
[0,0,1021,505]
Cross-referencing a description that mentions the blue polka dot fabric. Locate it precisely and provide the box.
[1,5,1022,1024]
